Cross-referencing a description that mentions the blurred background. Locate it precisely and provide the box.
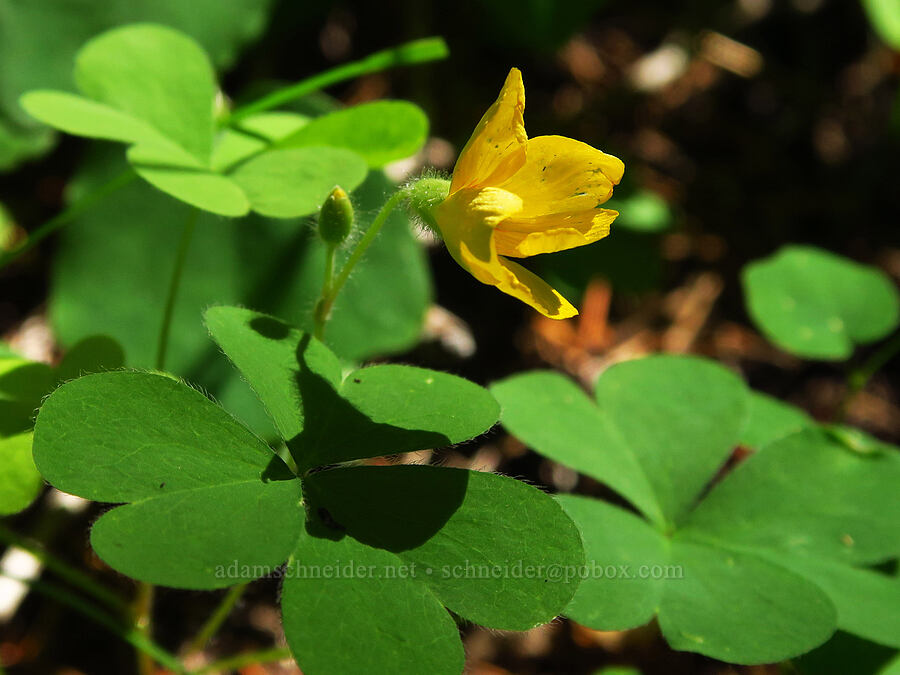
[1,0,898,673]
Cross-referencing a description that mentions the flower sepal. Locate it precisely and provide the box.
[405,176,451,233]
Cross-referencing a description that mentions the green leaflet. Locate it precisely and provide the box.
[205,306,499,470]
[32,311,584,674]
[492,354,900,663]
[742,246,899,360]
[19,24,432,216]
[280,100,429,168]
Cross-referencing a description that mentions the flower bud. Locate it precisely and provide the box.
[318,186,354,245]
[405,177,451,232]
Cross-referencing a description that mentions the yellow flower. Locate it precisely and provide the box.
[433,67,624,319]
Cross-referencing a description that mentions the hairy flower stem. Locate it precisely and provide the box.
[313,189,407,339]
[313,244,338,340]
[155,209,199,371]
[0,169,135,271]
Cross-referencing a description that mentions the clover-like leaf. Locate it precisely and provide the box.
[18,24,434,218]
[683,429,900,566]
[282,525,465,675]
[228,147,368,218]
[33,313,584,674]
[50,156,431,435]
[284,464,583,675]
[493,356,900,663]
[73,23,217,162]
[280,100,428,167]
[557,495,835,664]
[303,465,583,629]
[205,306,499,470]
[490,356,747,528]
[742,246,900,360]
[33,371,301,589]
[0,0,272,170]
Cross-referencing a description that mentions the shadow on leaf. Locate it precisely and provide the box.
[303,465,469,552]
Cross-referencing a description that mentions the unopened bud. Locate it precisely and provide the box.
[318,186,354,245]
[405,177,450,232]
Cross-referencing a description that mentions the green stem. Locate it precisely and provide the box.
[155,209,199,371]
[184,583,248,656]
[316,189,406,332]
[227,37,447,124]
[133,582,156,675]
[1,574,185,674]
[0,169,135,271]
[837,330,900,422]
[0,522,127,613]
[191,647,291,674]
[313,244,338,340]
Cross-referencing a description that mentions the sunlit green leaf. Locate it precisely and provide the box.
[205,306,498,470]
[281,101,428,167]
[683,429,900,565]
[74,23,217,162]
[33,371,290,503]
[739,391,813,449]
[33,370,300,589]
[743,246,900,360]
[19,91,165,145]
[229,147,368,218]
[0,0,272,169]
[91,477,302,589]
[558,495,836,664]
[491,356,747,528]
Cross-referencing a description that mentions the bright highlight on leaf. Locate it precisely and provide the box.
[424,67,624,319]
[33,307,584,675]
[491,355,900,663]
[19,24,430,218]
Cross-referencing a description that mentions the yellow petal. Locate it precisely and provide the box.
[494,208,618,257]
[450,68,527,193]
[458,246,578,319]
[435,186,522,280]
[434,185,576,318]
[498,135,624,219]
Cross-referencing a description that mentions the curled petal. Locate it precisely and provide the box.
[494,208,618,258]
[498,135,624,219]
[450,68,527,193]
[458,246,578,319]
